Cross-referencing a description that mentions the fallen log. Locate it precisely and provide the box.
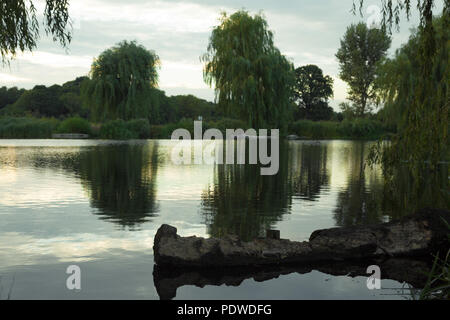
[153,208,449,268]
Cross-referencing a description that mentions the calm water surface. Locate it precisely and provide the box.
[0,139,446,300]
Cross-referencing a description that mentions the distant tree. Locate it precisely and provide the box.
[293,65,334,121]
[336,22,391,117]
[339,102,357,120]
[60,77,89,117]
[8,84,66,117]
[169,95,216,120]
[81,41,160,122]
[0,0,72,63]
[0,86,25,109]
[202,10,294,131]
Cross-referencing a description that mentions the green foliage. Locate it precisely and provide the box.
[0,0,71,63]
[99,118,151,140]
[289,119,391,140]
[4,85,60,117]
[202,10,294,131]
[82,40,160,122]
[59,76,89,117]
[340,118,388,138]
[0,117,59,138]
[57,117,91,134]
[125,119,151,139]
[290,120,339,139]
[167,94,218,121]
[0,86,25,109]
[0,79,88,118]
[418,250,450,300]
[372,15,449,171]
[336,22,391,116]
[293,65,334,121]
[99,120,135,140]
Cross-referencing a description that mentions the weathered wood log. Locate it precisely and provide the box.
[153,209,449,268]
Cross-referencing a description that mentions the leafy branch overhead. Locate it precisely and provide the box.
[0,0,72,63]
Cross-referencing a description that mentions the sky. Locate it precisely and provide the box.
[0,0,431,110]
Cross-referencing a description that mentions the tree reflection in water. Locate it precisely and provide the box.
[289,141,330,201]
[334,142,449,227]
[77,142,160,228]
[201,141,292,241]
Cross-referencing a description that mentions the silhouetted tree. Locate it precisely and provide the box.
[293,65,334,121]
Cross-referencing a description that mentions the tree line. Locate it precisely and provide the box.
[0,9,412,131]
[0,76,222,124]
[0,2,447,162]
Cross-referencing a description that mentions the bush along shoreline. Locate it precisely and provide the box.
[0,116,395,140]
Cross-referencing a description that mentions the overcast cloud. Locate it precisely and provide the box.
[0,0,435,110]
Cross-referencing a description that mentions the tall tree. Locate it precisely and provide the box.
[336,22,391,117]
[355,1,449,170]
[293,64,334,121]
[11,84,65,117]
[202,10,294,131]
[0,86,25,109]
[372,15,449,168]
[81,41,160,122]
[0,0,71,63]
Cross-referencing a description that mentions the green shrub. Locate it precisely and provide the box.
[57,117,91,134]
[100,120,136,140]
[0,117,59,139]
[289,120,339,139]
[125,119,151,139]
[289,119,391,140]
[99,119,151,140]
[150,119,195,139]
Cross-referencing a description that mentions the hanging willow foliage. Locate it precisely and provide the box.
[202,11,294,131]
[374,15,449,168]
[354,1,449,171]
[81,41,160,122]
[0,0,72,63]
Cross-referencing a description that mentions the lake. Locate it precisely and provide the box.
[0,139,447,300]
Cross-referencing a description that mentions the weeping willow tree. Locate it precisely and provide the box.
[353,1,449,170]
[81,40,161,122]
[374,14,449,163]
[202,11,294,131]
[371,14,449,211]
[353,1,449,237]
[0,0,72,63]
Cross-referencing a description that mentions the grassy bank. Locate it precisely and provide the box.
[0,116,394,140]
[0,117,60,139]
[289,119,395,140]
